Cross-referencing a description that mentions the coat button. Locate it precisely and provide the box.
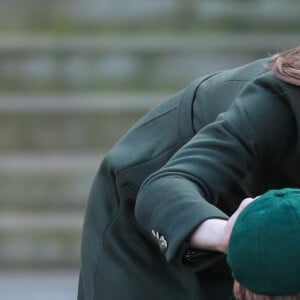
[158,235,167,253]
[151,230,168,254]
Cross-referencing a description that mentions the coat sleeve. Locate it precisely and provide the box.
[135,76,296,270]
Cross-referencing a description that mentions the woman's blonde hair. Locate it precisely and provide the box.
[272,46,300,86]
[233,281,300,300]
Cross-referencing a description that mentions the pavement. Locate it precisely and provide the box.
[0,269,79,300]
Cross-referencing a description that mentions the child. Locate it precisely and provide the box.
[227,188,300,300]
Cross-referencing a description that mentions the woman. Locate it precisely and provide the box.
[77,47,300,300]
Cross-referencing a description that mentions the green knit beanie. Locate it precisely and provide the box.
[227,188,300,295]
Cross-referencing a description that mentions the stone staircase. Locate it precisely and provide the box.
[0,93,161,267]
[0,0,299,268]
[0,33,299,92]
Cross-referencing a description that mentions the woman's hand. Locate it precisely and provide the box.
[218,197,255,253]
[189,197,255,253]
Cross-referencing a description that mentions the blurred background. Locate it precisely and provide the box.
[0,0,299,299]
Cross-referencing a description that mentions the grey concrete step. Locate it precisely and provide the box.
[0,33,298,91]
[0,153,101,211]
[0,212,82,267]
[1,33,297,53]
[0,92,166,151]
[0,269,78,300]
[0,92,166,112]
[0,0,299,32]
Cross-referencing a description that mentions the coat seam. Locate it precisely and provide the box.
[93,209,121,300]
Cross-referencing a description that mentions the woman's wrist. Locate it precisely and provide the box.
[189,198,256,254]
[189,218,228,253]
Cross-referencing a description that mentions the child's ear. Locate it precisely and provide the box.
[233,280,241,299]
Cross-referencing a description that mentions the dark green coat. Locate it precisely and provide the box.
[78,57,300,300]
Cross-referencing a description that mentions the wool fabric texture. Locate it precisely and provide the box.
[227,188,300,295]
